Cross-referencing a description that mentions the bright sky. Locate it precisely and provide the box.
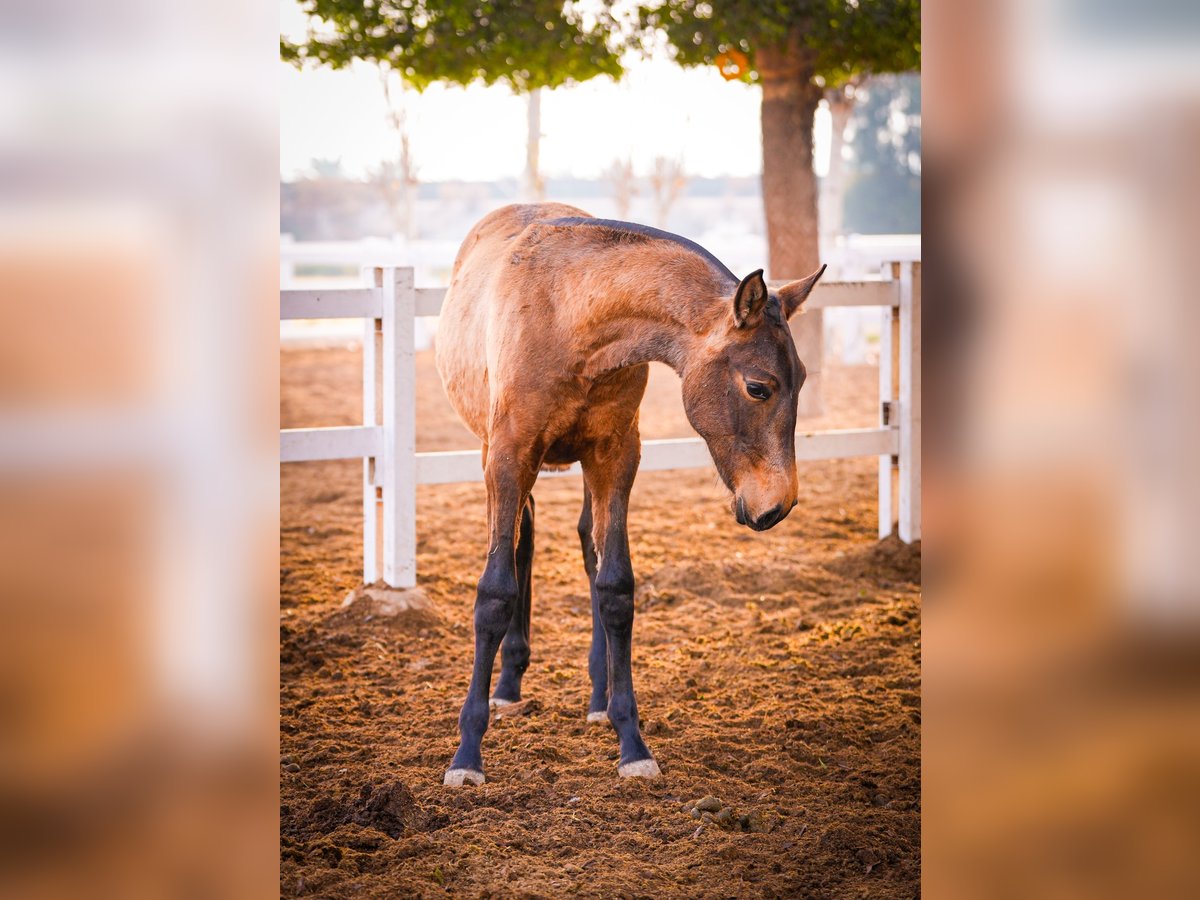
[280,1,831,182]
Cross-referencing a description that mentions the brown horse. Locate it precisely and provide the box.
[435,203,824,785]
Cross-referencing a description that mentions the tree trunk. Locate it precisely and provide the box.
[759,38,824,418]
[399,127,417,241]
[524,89,544,201]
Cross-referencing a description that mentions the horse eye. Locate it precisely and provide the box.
[746,381,771,401]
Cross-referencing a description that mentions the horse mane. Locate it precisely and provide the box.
[546,216,738,284]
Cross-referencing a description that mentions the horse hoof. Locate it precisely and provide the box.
[618,758,661,778]
[443,768,485,786]
[489,697,515,710]
[586,710,609,724]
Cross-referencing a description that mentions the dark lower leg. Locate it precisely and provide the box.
[579,490,608,716]
[582,433,655,774]
[493,497,534,703]
[588,458,653,767]
[588,594,608,716]
[596,559,653,767]
[449,547,518,775]
[448,454,536,780]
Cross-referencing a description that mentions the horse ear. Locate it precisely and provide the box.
[778,264,827,319]
[733,269,769,328]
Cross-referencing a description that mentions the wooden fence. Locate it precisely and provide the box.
[280,263,921,588]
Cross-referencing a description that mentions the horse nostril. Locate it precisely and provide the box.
[752,504,784,531]
[735,497,748,526]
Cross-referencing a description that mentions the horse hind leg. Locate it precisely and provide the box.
[492,495,534,707]
[445,447,536,787]
[579,488,609,723]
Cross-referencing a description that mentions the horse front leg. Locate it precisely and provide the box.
[445,451,537,786]
[583,433,659,778]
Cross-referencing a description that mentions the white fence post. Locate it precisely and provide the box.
[380,266,417,588]
[898,262,921,542]
[280,234,295,288]
[361,268,380,584]
[878,263,897,539]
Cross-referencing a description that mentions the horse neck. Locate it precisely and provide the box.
[578,253,733,378]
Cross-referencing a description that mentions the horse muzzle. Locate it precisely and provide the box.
[734,496,796,532]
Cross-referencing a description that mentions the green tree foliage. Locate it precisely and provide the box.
[631,0,920,88]
[631,1,919,418]
[281,0,623,91]
[843,73,920,234]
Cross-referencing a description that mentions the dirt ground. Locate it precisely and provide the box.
[281,344,921,898]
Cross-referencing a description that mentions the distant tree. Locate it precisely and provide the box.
[604,156,638,219]
[282,1,623,200]
[647,156,687,227]
[283,167,378,240]
[843,73,920,234]
[368,159,416,240]
[375,70,420,239]
[631,0,920,415]
[308,157,345,180]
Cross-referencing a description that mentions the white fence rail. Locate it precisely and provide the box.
[280,264,921,588]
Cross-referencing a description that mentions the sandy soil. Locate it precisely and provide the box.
[281,346,921,898]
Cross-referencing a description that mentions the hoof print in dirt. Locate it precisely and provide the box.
[291,780,430,846]
[443,768,485,787]
[352,782,426,838]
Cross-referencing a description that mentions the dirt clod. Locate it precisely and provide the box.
[492,698,541,719]
[747,810,781,834]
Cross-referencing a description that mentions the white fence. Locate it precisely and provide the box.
[280,263,921,589]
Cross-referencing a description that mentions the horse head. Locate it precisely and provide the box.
[680,265,826,531]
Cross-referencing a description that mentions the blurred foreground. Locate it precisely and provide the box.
[0,2,279,897]
[924,0,1200,896]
